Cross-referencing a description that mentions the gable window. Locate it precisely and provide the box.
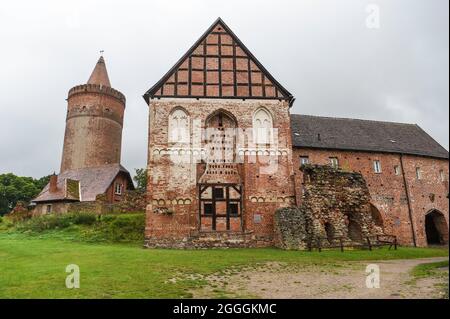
[373,160,382,174]
[114,183,123,195]
[394,165,401,176]
[168,107,190,144]
[329,157,339,169]
[253,108,273,144]
[416,167,422,180]
[300,156,310,166]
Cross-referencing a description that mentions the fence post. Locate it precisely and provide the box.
[339,238,344,252]
[366,237,372,251]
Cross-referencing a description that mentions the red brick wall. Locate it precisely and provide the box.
[292,148,449,246]
[145,98,296,244]
[60,84,125,172]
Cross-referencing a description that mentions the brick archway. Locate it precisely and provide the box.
[425,210,448,246]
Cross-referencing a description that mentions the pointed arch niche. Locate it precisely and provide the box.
[253,107,273,144]
[168,107,190,144]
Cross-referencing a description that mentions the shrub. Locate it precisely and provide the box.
[103,214,145,242]
[71,212,97,226]
[6,212,146,243]
[0,216,3,223]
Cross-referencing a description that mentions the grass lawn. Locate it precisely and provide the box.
[0,234,448,298]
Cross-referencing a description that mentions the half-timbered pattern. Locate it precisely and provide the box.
[143,18,294,104]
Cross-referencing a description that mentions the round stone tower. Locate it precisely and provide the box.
[60,56,126,172]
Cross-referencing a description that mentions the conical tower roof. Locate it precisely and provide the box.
[87,56,111,87]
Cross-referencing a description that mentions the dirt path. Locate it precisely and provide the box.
[192,257,449,299]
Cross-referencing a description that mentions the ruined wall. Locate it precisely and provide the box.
[145,98,296,247]
[274,207,310,250]
[275,165,381,250]
[292,148,449,246]
[60,84,126,172]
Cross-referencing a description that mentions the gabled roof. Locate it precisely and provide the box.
[143,18,294,105]
[32,164,134,203]
[87,56,111,87]
[290,114,449,159]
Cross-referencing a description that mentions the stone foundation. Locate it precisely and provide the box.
[145,231,273,249]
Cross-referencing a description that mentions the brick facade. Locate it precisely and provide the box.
[292,148,449,246]
[145,98,296,247]
[143,18,449,249]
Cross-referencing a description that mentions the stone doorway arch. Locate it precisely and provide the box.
[425,210,448,246]
[370,204,384,229]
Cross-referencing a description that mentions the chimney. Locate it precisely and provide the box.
[49,173,58,193]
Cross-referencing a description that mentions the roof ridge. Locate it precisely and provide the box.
[291,113,418,127]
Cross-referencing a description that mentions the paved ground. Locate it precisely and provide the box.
[191,257,449,299]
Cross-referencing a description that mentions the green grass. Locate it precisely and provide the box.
[411,260,449,279]
[0,234,448,298]
[0,213,145,244]
[409,260,449,298]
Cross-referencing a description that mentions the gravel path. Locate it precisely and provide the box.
[192,257,449,299]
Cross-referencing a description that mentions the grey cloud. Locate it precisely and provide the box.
[0,0,448,178]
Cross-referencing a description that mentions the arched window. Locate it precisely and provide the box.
[253,108,273,144]
[168,107,190,143]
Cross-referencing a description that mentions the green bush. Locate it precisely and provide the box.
[9,212,145,243]
[106,214,145,241]
[71,212,97,226]
[15,212,97,232]
[0,216,3,223]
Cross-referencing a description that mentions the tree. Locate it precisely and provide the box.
[133,168,147,192]
[0,173,50,215]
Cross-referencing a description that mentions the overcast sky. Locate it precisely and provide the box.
[0,0,448,178]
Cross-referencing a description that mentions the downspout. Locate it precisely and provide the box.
[399,154,417,247]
